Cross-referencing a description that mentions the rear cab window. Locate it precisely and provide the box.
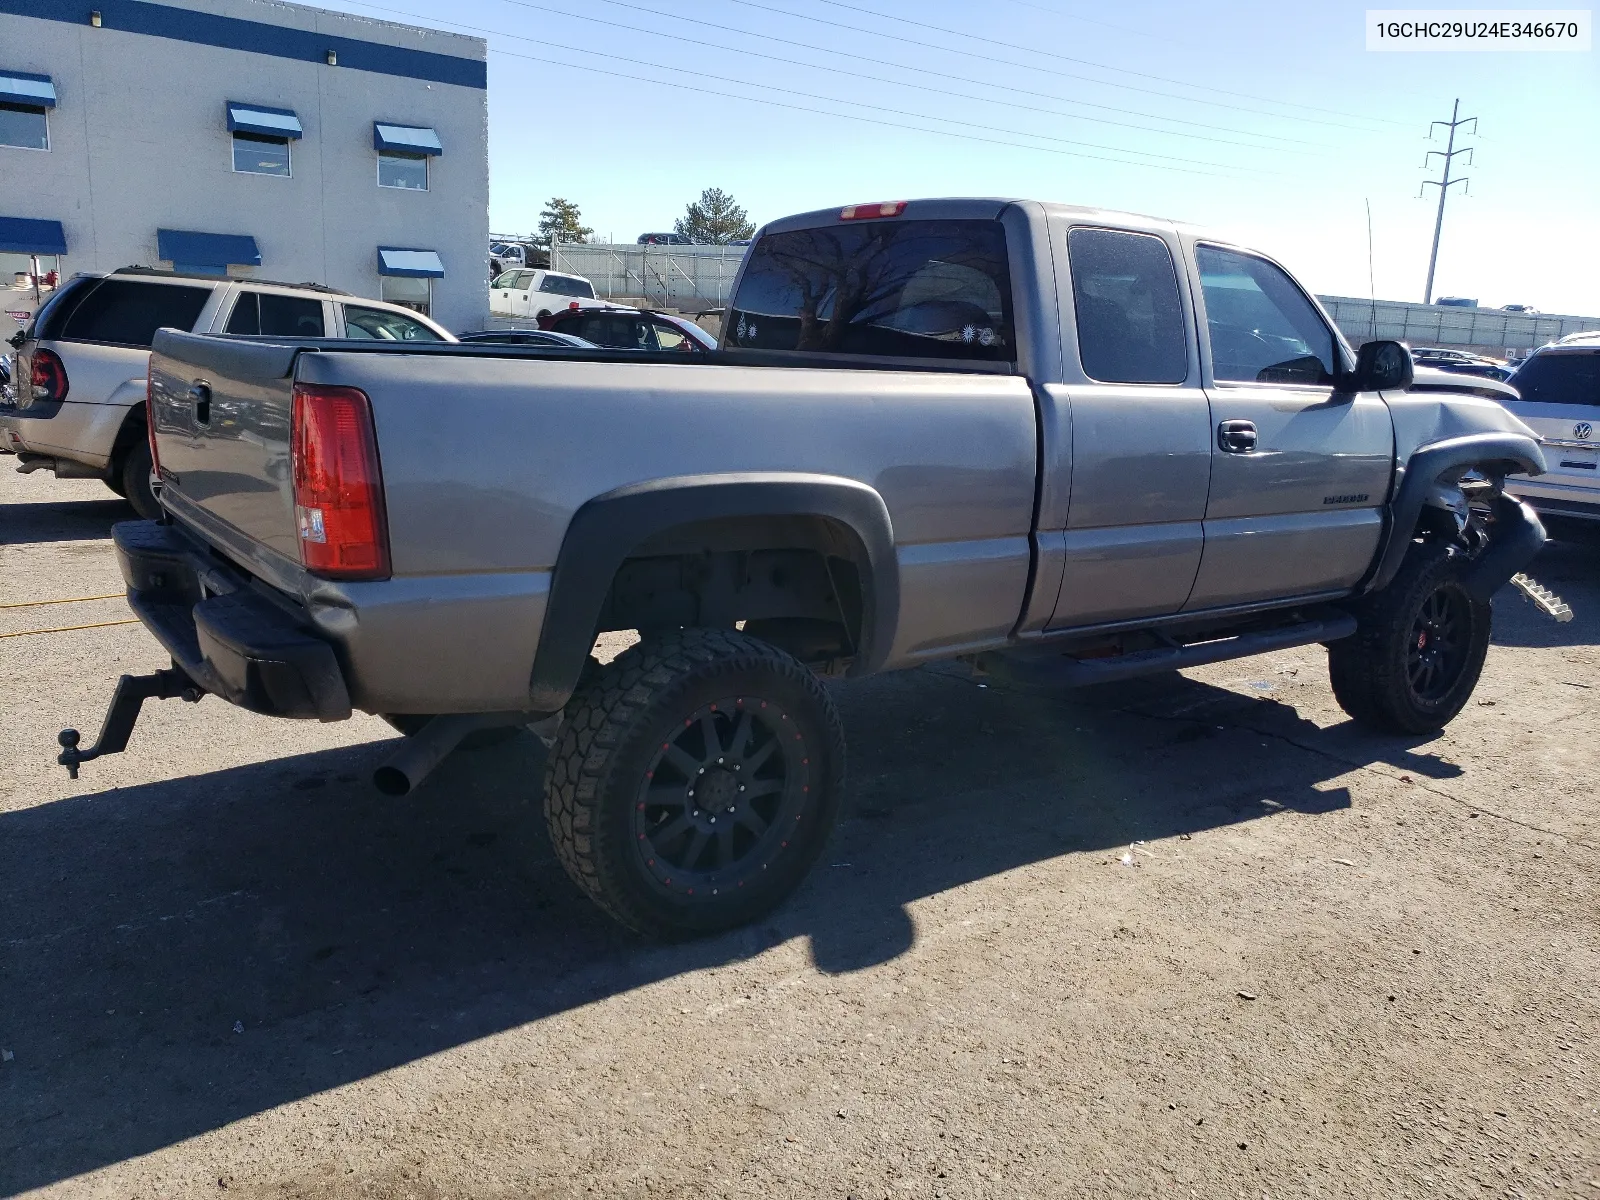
[726,218,1014,362]
[1509,351,1600,407]
[53,279,213,348]
[540,273,595,299]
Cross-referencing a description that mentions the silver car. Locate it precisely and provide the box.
[1503,333,1600,523]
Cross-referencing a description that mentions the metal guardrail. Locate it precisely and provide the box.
[1318,295,1600,353]
[551,243,747,309]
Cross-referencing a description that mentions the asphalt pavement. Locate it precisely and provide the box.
[2,464,1596,1199]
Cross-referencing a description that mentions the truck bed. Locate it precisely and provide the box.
[146,330,1041,715]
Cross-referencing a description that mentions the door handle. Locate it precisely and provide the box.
[188,381,211,425]
[1218,419,1257,454]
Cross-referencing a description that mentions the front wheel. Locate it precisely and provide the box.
[1328,542,1491,734]
[543,628,845,939]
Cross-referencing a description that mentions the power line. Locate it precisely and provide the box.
[1419,98,1476,304]
[800,0,1407,124]
[480,43,1250,179]
[987,0,1178,45]
[720,0,1404,131]
[492,0,1318,153]
[349,0,1290,173]
[506,0,1324,150]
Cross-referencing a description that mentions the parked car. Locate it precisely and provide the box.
[1500,304,1538,314]
[71,198,1552,940]
[637,232,695,245]
[1410,347,1513,382]
[0,268,451,517]
[539,306,717,352]
[1435,297,1478,308]
[488,269,605,320]
[1501,337,1600,523]
[457,329,597,349]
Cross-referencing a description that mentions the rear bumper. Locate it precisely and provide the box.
[0,398,123,470]
[114,520,352,721]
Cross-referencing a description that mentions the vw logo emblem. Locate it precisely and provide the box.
[1576,422,1594,440]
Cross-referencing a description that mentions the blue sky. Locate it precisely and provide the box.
[325,0,1598,313]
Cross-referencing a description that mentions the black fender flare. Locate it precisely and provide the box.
[1364,432,1546,594]
[527,473,899,712]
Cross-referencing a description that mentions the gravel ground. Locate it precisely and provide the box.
[2,464,1596,1199]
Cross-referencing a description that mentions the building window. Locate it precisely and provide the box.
[380,275,432,316]
[233,131,290,176]
[378,149,428,191]
[0,102,48,151]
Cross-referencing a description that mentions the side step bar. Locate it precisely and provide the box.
[977,611,1358,690]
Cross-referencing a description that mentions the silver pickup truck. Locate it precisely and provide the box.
[61,198,1555,939]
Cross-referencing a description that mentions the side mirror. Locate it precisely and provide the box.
[1349,339,1413,392]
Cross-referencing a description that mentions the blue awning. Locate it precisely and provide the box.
[373,122,442,155]
[377,247,444,278]
[0,217,67,255]
[157,229,261,269]
[0,71,56,108]
[225,101,302,139]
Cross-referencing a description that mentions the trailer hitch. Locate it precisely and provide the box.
[57,667,204,779]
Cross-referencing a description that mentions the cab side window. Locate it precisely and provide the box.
[226,292,325,337]
[1196,246,1337,386]
[1067,227,1187,384]
[343,306,442,341]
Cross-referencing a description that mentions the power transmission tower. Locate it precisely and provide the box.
[1419,98,1476,304]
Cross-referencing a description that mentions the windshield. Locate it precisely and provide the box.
[1510,351,1600,406]
[727,219,1014,362]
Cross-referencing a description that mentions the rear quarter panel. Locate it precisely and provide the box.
[296,352,1040,678]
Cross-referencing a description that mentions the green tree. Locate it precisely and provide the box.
[674,188,755,245]
[537,197,592,248]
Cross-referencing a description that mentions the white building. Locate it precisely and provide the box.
[0,0,488,331]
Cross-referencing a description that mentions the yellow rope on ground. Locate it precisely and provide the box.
[0,593,125,609]
[0,619,141,639]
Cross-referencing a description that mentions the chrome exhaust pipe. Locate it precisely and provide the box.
[372,712,523,796]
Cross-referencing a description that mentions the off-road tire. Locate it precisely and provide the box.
[119,439,161,520]
[1328,541,1491,734]
[543,627,845,939]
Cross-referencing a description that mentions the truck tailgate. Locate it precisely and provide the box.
[148,330,303,565]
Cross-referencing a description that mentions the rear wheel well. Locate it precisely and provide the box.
[107,405,147,478]
[596,515,868,671]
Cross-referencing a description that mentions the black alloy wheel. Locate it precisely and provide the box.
[1406,587,1471,703]
[635,696,811,898]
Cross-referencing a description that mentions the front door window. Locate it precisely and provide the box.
[1196,246,1336,386]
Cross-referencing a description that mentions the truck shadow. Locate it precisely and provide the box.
[2,666,1456,1192]
[0,498,133,545]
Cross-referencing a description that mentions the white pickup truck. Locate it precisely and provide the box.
[488,268,606,321]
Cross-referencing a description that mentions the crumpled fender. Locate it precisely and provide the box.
[1365,431,1546,594]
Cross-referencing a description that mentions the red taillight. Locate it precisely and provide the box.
[568,301,580,309]
[839,201,907,221]
[290,383,390,580]
[30,347,68,403]
[145,361,161,475]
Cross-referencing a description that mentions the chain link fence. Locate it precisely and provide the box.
[550,243,747,310]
